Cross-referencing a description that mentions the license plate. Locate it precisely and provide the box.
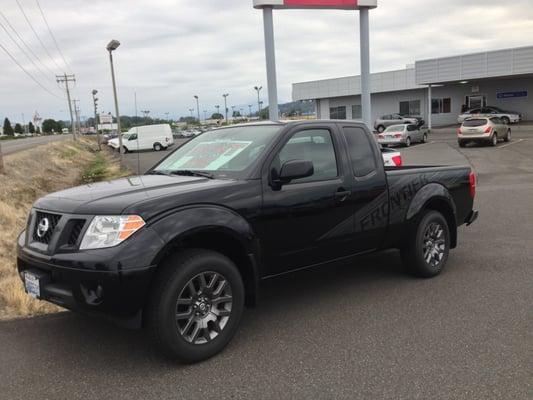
[24,272,40,298]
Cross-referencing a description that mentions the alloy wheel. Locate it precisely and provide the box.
[175,271,233,345]
[422,222,446,268]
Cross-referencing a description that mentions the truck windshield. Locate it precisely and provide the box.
[152,125,282,178]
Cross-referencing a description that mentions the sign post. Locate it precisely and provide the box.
[253,0,378,128]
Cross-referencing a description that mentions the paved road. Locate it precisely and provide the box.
[1,132,532,399]
[0,134,72,155]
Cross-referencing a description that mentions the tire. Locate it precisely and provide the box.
[401,210,450,278]
[504,129,511,142]
[377,125,385,133]
[122,146,129,154]
[146,249,245,363]
[405,137,411,147]
[491,133,498,147]
[154,142,163,151]
[458,140,466,148]
[501,116,510,125]
[422,133,428,143]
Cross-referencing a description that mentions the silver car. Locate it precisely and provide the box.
[374,114,420,133]
[376,124,428,147]
[457,117,511,147]
[457,106,521,124]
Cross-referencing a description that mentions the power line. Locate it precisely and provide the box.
[34,0,71,72]
[15,0,62,72]
[0,10,56,77]
[0,19,59,91]
[0,41,64,99]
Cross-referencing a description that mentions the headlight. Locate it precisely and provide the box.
[79,215,146,250]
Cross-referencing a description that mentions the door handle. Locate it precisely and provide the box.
[334,189,351,202]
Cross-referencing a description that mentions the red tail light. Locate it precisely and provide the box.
[378,134,384,139]
[457,127,462,135]
[394,134,402,138]
[484,126,492,133]
[392,155,402,166]
[469,171,476,199]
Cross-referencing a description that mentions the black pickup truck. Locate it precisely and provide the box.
[17,120,478,362]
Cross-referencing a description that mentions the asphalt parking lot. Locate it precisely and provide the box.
[1,128,532,399]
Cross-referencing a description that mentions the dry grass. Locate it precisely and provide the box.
[0,138,130,320]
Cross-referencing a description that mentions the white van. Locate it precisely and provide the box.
[108,124,174,152]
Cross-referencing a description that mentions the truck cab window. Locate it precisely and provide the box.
[342,126,377,177]
[275,129,338,183]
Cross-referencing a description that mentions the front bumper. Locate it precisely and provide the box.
[17,232,157,320]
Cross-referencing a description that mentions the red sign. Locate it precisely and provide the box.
[253,0,377,9]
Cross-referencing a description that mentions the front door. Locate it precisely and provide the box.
[259,124,355,275]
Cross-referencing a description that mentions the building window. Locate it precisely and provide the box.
[432,98,451,114]
[330,106,346,120]
[399,100,420,116]
[351,105,362,119]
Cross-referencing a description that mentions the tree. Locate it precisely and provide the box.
[28,122,35,134]
[232,110,241,118]
[3,118,14,136]
[211,113,223,120]
[42,119,59,134]
[14,123,23,135]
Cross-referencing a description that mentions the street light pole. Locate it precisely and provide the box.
[223,93,229,123]
[106,39,122,156]
[254,85,262,119]
[248,104,252,118]
[194,95,200,123]
[92,89,100,150]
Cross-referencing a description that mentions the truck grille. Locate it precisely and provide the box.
[33,212,61,244]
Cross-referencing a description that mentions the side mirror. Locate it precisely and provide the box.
[278,160,314,184]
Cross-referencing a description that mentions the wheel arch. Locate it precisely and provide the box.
[149,206,260,306]
[406,183,458,248]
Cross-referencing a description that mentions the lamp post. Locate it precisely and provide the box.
[231,105,235,119]
[254,86,262,119]
[248,104,252,118]
[92,89,100,150]
[189,108,194,118]
[222,93,229,123]
[193,95,201,123]
[259,100,264,119]
[106,39,122,156]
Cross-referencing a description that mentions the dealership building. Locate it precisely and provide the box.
[292,45,533,127]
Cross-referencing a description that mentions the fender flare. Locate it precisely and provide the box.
[406,183,457,221]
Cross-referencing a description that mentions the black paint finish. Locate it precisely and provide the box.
[17,120,476,321]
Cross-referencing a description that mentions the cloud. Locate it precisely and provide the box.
[1,0,532,122]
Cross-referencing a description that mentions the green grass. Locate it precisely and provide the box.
[81,153,108,183]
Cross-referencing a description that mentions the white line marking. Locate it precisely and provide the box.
[498,139,524,149]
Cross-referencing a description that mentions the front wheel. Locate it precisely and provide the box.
[404,136,411,147]
[146,249,244,363]
[422,133,428,143]
[501,116,510,125]
[401,210,450,278]
[154,142,163,151]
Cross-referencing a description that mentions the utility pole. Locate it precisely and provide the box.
[194,95,201,123]
[73,99,81,136]
[56,73,76,139]
[92,90,100,149]
[248,104,253,118]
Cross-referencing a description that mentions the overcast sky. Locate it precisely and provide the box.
[1,0,533,123]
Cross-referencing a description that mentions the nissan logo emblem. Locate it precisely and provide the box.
[36,218,50,238]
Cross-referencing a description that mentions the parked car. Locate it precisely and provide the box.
[18,120,477,363]
[457,106,521,124]
[376,124,428,147]
[108,124,174,152]
[374,114,423,133]
[457,117,511,147]
[381,147,402,167]
[101,133,118,145]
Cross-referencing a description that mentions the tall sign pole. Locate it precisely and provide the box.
[253,0,377,128]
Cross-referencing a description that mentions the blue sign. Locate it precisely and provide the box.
[496,91,528,99]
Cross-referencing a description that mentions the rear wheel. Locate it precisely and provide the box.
[401,210,450,278]
[377,125,385,133]
[154,142,163,151]
[146,249,244,363]
[458,140,466,148]
[491,133,498,146]
[504,129,511,142]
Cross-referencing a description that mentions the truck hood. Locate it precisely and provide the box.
[33,175,241,217]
